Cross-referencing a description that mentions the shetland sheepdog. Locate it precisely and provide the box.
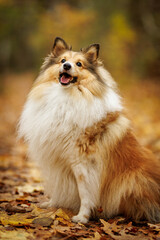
[19,37,160,223]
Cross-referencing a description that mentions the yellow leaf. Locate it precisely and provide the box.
[51,208,70,221]
[30,204,47,217]
[94,231,102,239]
[0,212,32,226]
[56,217,73,226]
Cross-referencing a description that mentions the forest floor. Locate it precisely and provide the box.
[0,72,160,240]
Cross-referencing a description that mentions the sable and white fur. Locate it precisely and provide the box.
[19,37,160,223]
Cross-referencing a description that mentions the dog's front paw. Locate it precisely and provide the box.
[72,214,89,224]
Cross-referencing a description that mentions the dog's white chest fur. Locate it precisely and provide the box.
[20,83,122,161]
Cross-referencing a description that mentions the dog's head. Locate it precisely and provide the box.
[51,37,100,87]
[39,37,114,98]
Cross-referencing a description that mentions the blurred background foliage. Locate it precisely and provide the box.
[0,0,160,82]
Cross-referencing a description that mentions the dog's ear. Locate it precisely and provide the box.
[52,37,69,56]
[82,44,100,63]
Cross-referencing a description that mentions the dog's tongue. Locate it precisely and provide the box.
[60,75,72,84]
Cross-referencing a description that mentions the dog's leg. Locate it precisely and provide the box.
[71,162,99,223]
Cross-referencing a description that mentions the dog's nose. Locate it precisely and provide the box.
[63,63,71,71]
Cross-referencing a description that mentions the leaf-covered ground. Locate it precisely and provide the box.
[0,73,160,240]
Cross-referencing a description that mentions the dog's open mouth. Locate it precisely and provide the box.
[59,73,77,85]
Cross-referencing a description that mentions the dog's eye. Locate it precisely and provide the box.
[61,59,66,63]
[76,62,82,67]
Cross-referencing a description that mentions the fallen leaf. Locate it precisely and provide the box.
[30,204,47,217]
[32,217,53,227]
[0,212,33,226]
[51,208,70,221]
[93,231,102,239]
[5,203,32,213]
[100,219,146,240]
[100,219,120,238]
[56,217,73,226]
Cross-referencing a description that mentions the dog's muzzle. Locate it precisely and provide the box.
[59,72,77,86]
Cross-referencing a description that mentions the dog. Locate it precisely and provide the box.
[19,37,160,223]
